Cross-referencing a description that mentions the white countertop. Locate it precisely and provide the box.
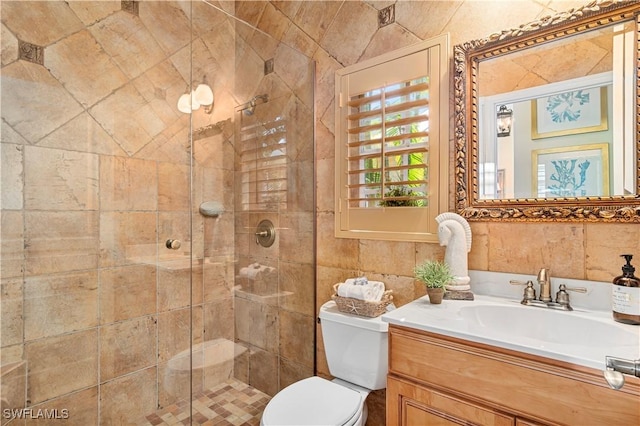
[382,271,640,372]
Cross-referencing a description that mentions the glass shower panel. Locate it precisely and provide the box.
[188,0,316,417]
[2,1,315,423]
[0,1,194,423]
[233,11,316,400]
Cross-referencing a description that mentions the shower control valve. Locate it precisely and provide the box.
[255,220,276,247]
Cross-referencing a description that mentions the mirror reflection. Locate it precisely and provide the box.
[477,19,636,200]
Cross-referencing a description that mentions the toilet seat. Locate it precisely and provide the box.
[261,377,363,426]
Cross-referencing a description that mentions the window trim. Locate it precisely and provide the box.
[334,34,450,242]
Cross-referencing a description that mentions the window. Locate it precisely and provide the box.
[334,35,450,242]
[238,115,287,211]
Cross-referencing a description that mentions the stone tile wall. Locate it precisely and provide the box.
[0,0,241,422]
[1,0,316,422]
[245,1,639,424]
[231,25,316,396]
[260,0,639,316]
[2,1,638,424]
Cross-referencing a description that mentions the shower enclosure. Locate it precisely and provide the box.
[0,1,315,423]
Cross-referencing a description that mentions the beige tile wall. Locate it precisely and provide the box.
[251,1,638,424]
[2,0,317,422]
[267,0,640,309]
[231,65,316,393]
[0,0,244,423]
[227,0,317,395]
[2,1,637,424]
[0,361,26,421]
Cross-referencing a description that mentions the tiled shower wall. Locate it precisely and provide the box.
[2,0,239,422]
[0,0,213,421]
[1,0,316,422]
[230,2,316,395]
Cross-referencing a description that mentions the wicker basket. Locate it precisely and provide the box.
[331,283,393,318]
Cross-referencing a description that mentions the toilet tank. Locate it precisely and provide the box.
[319,301,388,390]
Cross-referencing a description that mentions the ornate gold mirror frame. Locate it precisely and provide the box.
[454,0,640,222]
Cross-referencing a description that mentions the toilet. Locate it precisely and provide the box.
[261,300,388,426]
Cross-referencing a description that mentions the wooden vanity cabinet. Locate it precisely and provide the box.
[388,376,515,425]
[387,325,640,426]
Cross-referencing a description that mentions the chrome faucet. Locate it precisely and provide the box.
[537,268,552,302]
[510,271,587,311]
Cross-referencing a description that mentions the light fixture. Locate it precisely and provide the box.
[194,84,214,113]
[177,91,199,113]
[496,104,513,137]
[177,83,214,114]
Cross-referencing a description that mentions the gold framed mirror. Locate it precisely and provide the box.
[454,0,640,221]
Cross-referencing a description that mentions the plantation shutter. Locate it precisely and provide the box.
[239,117,287,211]
[346,78,429,208]
[335,36,449,241]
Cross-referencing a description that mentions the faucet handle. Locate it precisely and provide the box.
[510,280,537,302]
[522,280,536,302]
[563,285,587,293]
[554,284,587,310]
[510,280,537,304]
[555,284,571,308]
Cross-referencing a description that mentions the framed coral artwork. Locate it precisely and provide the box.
[531,86,608,139]
[531,143,610,198]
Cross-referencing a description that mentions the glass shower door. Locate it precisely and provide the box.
[1,1,316,424]
[0,1,196,423]
[185,1,317,422]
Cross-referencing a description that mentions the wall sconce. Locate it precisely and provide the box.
[496,104,513,137]
[177,83,214,114]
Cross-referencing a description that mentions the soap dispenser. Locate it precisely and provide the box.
[612,254,640,325]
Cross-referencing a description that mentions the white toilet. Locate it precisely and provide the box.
[261,300,388,426]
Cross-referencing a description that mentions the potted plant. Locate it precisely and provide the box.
[414,260,453,304]
[378,186,425,207]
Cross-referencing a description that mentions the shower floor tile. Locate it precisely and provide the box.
[141,379,271,426]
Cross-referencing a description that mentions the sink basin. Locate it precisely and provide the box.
[458,304,638,348]
[382,294,640,370]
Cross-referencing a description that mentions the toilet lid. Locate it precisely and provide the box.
[262,377,362,426]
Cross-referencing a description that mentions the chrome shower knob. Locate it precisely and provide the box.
[165,239,181,250]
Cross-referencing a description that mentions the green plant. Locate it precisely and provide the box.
[414,260,453,288]
[378,186,425,207]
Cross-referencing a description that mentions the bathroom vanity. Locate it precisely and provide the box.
[382,274,640,425]
[386,324,639,425]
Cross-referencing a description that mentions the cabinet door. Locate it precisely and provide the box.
[388,376,514,426]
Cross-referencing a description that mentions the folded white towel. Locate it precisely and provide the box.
[239,263,275,280]
[344,277,368,286]
[337,280,385,302]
